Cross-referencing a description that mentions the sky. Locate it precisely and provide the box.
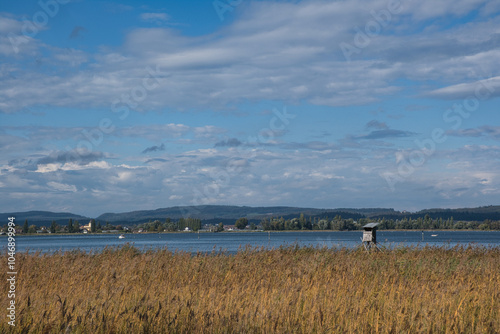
[1,0,500,217]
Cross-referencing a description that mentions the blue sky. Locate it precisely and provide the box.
[1,0,500,217]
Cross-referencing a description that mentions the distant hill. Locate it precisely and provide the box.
[370,205,500,221]
[3,205,500,227]
[96,205,377,225]
[0,211,90,227]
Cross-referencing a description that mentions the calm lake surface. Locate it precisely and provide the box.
[6,230,500,254]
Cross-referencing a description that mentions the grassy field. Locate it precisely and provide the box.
[1,244,499,333]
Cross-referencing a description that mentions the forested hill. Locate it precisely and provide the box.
[2,205,500,226]
[95,206,391,225]
[96,205,500,224]
[369,206,500,221]
[0,211,89,226]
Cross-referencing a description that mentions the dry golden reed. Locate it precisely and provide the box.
[1,244,499,333]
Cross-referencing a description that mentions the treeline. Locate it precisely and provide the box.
[260,214,500,231]
[8,217,204,234]
[7,219,126,234]
[139,218,202,232]
[371,206,500,221]
[7,214,500,234]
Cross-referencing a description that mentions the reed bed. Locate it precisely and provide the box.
[1,244,499,333]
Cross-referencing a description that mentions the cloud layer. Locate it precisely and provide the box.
[1,0,499,113]
[1,0,500,216]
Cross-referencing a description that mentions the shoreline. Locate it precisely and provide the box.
[3,229,499,237]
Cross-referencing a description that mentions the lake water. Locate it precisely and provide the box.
[6,230,500,254]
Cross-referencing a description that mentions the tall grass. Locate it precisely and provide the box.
[1,244,499,333]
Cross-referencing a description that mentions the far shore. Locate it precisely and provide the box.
[2,229,498,237]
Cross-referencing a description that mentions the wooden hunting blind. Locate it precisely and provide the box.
[362,223,379,250]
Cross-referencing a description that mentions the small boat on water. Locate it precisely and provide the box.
[431,234,438,237]
[119,234,125,239]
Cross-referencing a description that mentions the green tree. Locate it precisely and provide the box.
[299,213,306,229]
[96,221,101,231]
[148,221,157,232]
[318,219,329,230]
[73,220,80,232]
[50,221,58,234]
[303,218,312,230]
[261,218,271,231]
[28,225,37,234]
[217,222,224,232]
[235,217,248,230]
[23,219,29,234]
[164,219,176,232]
[90,219,96,233]
[178,218,186,230]
[68,219,74,233]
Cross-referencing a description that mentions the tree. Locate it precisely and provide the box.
[235,217,248,230]
[165,219,176,232]
[261,218,271,231]
[73,220,80,232]
[50,221,58,234]
[28,225,37,234]
[148,220,157,232]
[90,219,96,233]
[23,219,29,234]
[96,221,101,231]
[299,213,306,228]
[318,219,329,230]
[68,219,74,233]
[178,218,186,230]
[217,222,224,232]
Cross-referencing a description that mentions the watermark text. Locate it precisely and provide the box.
[6,217,17,327]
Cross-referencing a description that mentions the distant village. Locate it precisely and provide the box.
[0,217,255,235]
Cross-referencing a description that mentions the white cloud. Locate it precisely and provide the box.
[53,48,89,67]
[169,195,182,200]
[1,0,498,113]
[2,139,500,215]
[119,124,191,140]
[47,182,77,192]
[35,161,111,173]
[140,13,170,22]
[427,75,500,100]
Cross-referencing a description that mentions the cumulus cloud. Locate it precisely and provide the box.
[0,14,23,34]
[2,138,500,215]
[53,48,89,67]
[447,126,500,140]
[357,129,416,140]
[47,182,77,192]
[366,120,389,130]
[214,138,242,147]
[37,150,107,166]
[142,143,166,154]
[281,141,339,151]
[0,13,39,56]
[118,124,190,140]
[69,26,86,39]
